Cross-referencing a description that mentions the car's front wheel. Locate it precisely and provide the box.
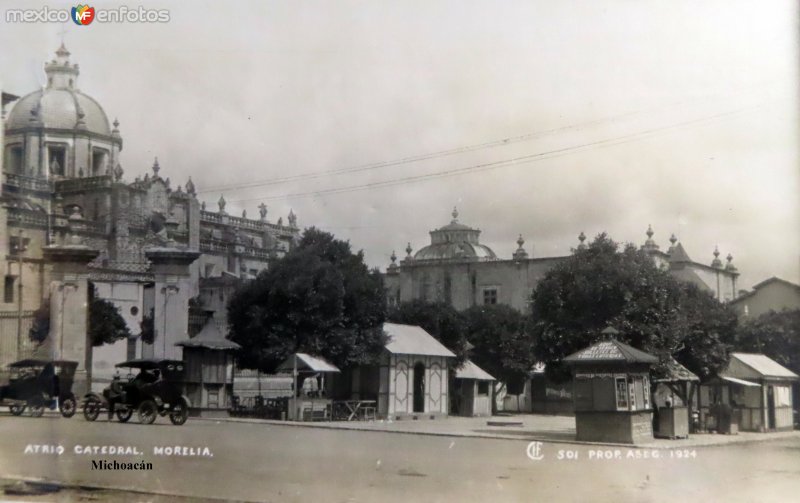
[116,407,133,423]
[138,400,158,425]
[169,398,189,426]
[83,398,101,421]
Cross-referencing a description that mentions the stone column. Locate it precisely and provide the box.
[42,244,99,395]
[145,247,200,361]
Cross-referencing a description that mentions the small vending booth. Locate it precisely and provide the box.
[277,353,340,422]
[175,320,240,415]
[565,330,658,444]
[653,358,698,439]
[454,359,496,417]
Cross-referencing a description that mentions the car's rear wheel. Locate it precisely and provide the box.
[138,400,157,425]
[83,398,100,421]
[9,403,25,416]
[116,408,133,423]
[169,398,189,426]
[60,396,77,418]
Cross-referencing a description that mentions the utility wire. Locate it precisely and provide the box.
[224,103,763,204]
[195,82,782,195]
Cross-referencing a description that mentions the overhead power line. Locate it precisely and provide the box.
[194,82,782,195]
[223,103,763,204]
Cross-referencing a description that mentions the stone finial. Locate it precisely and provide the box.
[711,246,723,268]
[277,217,283,226]
[201,201,206,211]
[390,250,397,264]
[258,203,267,221]
[643,224,659,251]
[669,234,677,246]
[513,234,529,260]
[176,185,183,194]
[112,118,120,134]
[577,231,587,251]
[288,209,297,228]
[405,242,413,257]
[242,209,247,219]
[218,195,226,214]
[152,158,160,177]
[451,206,459,224]
[725,253,738,272]
[185,177,196,195]
[113,163,124,181]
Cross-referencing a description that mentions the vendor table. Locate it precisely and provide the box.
[333,400,377,421]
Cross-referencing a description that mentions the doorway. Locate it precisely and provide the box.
[413,362,425,413]
[767,385,776,430]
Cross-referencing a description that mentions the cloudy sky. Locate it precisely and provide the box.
[1,0,797,289]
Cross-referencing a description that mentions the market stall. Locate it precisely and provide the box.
[652,358,699,438]
[564,328,657,444]
[175,320,240,415]
[276,353,340,421]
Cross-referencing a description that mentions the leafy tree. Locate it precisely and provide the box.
[462,304,535,411]
[531,233,737,381]
[736,309,800,375]
[387,299,468,362]
[462,304,535,388]
[28,305,50,346]
[89,297,132,347]
[28,285,133,348]
[228,228,387,372]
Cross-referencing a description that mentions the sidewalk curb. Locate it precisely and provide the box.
[193,416,800,449]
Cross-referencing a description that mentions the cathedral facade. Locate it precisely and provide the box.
[384,208,741,313]
[0,47,299,393]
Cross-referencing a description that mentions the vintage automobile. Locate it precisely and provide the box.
[0,359,79,417]
[82,359,190,425]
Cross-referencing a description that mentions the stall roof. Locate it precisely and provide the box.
[456,360,496,381]
[564,339,658,364]
[653,358,699,383]
[276,353,341,373]
[384,323,456,358]
[719,376,760,387]
[728,353,798,380]
[176,321,241,350]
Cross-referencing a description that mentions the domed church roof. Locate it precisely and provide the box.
[413,207,497,262]
[5,45,112,137]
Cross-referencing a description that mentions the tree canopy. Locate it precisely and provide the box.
[28,285,132,347]
[462,304,535,394]
[387,299,468,363]
[89,295,132,347]
[530,233,737,381]
[228,228,387,372]
[735,309,800,375]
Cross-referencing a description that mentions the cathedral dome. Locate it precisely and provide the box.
[7,88,111,136]
[413,207,497,262]
[5,44,112,138]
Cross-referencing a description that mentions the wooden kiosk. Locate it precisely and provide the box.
[175,320,240,415]
[565,329,658,444]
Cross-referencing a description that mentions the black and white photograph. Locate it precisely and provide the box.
[0,0,798,501]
